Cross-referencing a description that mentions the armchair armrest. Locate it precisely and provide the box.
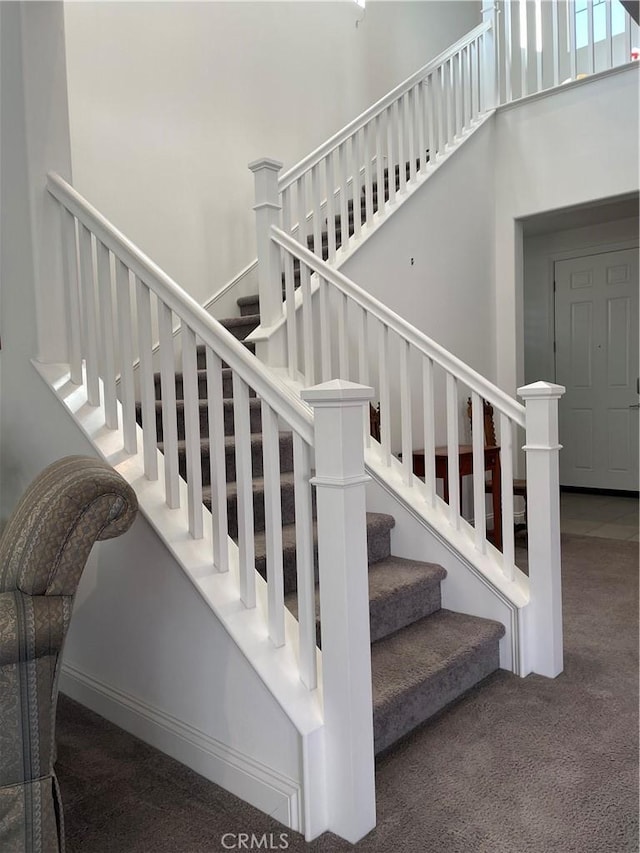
[0,591,67,667]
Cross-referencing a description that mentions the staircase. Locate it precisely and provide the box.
[141,290,505,757]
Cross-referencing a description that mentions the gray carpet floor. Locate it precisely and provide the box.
[56,533,639,853]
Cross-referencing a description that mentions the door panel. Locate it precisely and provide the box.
[555,247,639,490]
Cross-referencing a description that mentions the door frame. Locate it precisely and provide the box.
[552,241,639,490]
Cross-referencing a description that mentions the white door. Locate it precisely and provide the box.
[555,247,639,491]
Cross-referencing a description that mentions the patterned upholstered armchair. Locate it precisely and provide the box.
[0,456,138,853]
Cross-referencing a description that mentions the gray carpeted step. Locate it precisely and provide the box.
[139,397,262,441]
[237,295,260,317]
[249,512,395,595]
[372,610,505,754]
[159,432,294,486]
[220,471,297,539]
[196,341,256,370]
[153,368,257,402]
[285,556,447,646]
[220,314,261,340]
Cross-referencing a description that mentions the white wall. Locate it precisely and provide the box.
[63,1,481,309]
[340,118,496,447]
[524,214,639,385]
[0,4,303,826]
[494,65,640,396]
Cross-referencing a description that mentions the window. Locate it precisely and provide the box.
[575,0,626,49]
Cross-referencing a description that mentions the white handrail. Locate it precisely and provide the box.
[277,20,492,192]
[270,226,525,428]
[46,172,314,446]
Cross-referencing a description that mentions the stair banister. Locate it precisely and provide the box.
[518,381,565,678]
[302,380,376,844]
[276,20,493,194]
[270,226,525,425]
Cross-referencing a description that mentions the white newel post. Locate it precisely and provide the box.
[301,380,376,844]
[248,159,284,360]
[482,0,500,110]
[518,380,566,678]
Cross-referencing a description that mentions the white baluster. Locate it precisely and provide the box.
[60,208,82,384]
[386,106,397,205]
[605,0,613,70]
[292,433,317,690]
[504,0,514,104]
[357,306,370,444]
[283,246,298,380]
[482,0,500,109]
[448,58,456,144]
[301,380,375,844]
[352,131,363,238]
[363,123,374,222]
[437,64,446,155]
[519,0,529,97]
[378,322,391,466]
[319,277,332,382]
[115,260,137,454]
[446,373,460,529]
[518,381,565,678]
[375,113,385,216]
[249,159,283,331]
[181,324,203,539]
[339,142,349,251]
[311,162,323,257]
[569,0,577,80]
[552,0,560,87]
[78,225,100,406]
[157,300,180,509]
[96,241,117,428]
[408,87,417,183]
[398,94,407,193]
[426,75,436,166]
[206,347,229,573]
[301,263,315,385]
[535,0,543,92]
[400,338,413,487]
[233,372,256,608]
[471,391,487,552]
[417,81,427,174]
[500,412,515,580]
[261,399,285,648]
[338,291,349,379]
[325,151,337,262]
[297,174,307,253]
[136,276,158,480]
[422,355,436,507]
[586,0,595,74]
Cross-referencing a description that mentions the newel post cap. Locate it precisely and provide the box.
[302,380,374,406]
[248,157,284,174]
[517,381,565,401]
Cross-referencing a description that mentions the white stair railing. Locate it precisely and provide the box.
[249,19,495,335]
[497,0,639,103]
[46,172,377,835]
[270,226,565,678]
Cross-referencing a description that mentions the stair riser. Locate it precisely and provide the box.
[153,371,258,402]
[373,640,500,755]
[239,300,260,318]
[173,434,294,486]
[141,400,262,442]
[225,480,298,539]
[221,320,260,341]
[196,343,256,370]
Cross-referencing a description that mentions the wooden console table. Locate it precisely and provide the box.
[411,445,502,550]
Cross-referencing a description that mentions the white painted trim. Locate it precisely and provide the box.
[59,662,303,832]
[497,59,639,113]
[203,259,258,314]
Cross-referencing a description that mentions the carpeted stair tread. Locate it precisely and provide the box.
[372,609,505,754]
[153,368,257,401]
[246,512,395,594]
[158,431,294,484]
[141,396,262,440]
[285,556,448,645]
[237,295,260,317]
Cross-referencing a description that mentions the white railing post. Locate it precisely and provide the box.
[248,157,284,334]
[518,380,566,678]
[482,0,500,110]
[301,379,376,844]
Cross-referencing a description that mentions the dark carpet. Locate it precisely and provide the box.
[56,533,639,853]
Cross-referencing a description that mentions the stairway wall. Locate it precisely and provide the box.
[62,1,481,308]
[494,64,640,398]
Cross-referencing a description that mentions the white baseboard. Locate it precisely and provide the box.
[59,662,302,833]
